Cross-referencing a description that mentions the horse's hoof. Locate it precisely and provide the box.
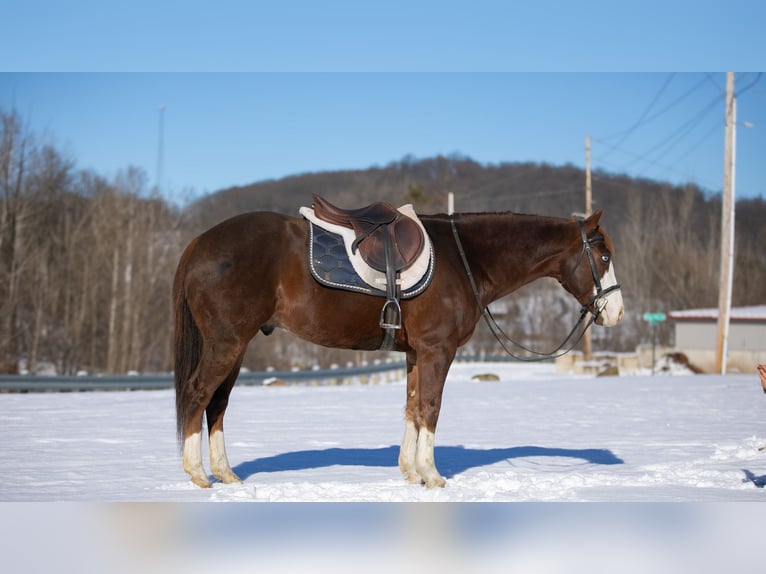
[402,471,422,484]
[190,475,212,488]
[215,471,243,485]
[424,475,446,488]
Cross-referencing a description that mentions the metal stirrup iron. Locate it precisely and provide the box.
[379,232,402,350]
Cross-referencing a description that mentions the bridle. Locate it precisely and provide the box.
[450,215,621,362]
[559,219,622,318]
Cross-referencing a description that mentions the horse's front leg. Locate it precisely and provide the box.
[415,425,443,488]
[399,351,421,483]
[399,346,454,488]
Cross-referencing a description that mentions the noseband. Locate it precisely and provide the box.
[450,215,621,361]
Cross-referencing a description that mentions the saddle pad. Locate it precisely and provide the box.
[301,205,434,298]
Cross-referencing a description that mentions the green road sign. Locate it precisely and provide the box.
[643,312,666,375]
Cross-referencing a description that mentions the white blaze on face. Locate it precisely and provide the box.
[595,262,624,326]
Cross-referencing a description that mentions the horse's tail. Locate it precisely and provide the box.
[173,239,203,449]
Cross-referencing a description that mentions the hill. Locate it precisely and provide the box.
[189,155,594,223]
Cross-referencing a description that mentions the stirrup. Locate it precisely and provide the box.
[380,298,402,330]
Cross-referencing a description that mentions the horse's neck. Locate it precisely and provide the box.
[454,212,573,304]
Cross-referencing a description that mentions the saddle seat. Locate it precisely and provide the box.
[311,194,425,272]
[311,194,398,227]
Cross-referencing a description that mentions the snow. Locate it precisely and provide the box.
[3,361,766,573]
[2,361,765,502]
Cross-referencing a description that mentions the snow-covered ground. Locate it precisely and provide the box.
[3,361,766,574]
[2,362,765,502]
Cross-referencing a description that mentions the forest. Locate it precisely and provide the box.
[2,107,765,374]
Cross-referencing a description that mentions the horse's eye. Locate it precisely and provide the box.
[601,254,610,264]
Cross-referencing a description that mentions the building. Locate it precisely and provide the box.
[668,305,766,373]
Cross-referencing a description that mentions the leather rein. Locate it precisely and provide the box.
[450,214,621,362]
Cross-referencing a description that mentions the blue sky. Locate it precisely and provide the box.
[1,2,764,202]
[3,73,764,202]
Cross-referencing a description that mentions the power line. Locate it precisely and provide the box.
[595,74,715,174]
[592,89,725,189]
[601,73,675,157]
[665,114,721,169]
[598,74,710,144]
[622,93,723,170]
[592,151,719,192]
[704,72,724,93]
[735,72,762,98]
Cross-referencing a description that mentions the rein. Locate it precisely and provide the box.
[449,214,619,362]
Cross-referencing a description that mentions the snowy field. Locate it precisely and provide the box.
[3,361,766,574]
[2,361,766,502]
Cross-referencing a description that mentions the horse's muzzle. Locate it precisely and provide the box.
[594,288,624,327]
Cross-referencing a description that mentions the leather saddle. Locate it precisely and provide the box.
[311,194,425,272]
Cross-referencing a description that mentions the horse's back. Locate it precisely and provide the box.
[195,211,299,244]
[188,211,303,266]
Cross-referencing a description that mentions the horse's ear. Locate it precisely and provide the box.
[585,209,604,229]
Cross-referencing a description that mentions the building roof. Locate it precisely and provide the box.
[668,305,766,322]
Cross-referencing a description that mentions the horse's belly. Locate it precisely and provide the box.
[274,285,387,350]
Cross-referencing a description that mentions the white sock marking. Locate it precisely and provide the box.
[183,432,203,473]
[209,429,231,475]
[399,420,418,472]
[415,427,436,474]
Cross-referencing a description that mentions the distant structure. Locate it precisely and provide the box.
[669,306,766,374]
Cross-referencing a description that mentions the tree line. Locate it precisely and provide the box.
[2,108,764,374]
[1,109,182,374]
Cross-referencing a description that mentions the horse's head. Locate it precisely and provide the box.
[559,210,624,327]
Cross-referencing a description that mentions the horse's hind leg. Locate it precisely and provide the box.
[181,342,244,488]
[206,352,245,484]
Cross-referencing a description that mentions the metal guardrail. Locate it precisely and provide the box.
[0,361,407,393]
[0,355,538,393]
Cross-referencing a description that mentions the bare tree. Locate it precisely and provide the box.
[0,110,30,373]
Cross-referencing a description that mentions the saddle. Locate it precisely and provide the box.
[310,194,428,350]
[311,194,425,272]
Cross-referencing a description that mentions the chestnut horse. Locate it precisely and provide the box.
[174,207,624,488]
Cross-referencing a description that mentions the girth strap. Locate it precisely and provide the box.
[379,231,402,351]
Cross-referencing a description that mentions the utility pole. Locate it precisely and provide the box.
[715,72,736,374]
[583,135,593,362]
[156,105,166,195]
